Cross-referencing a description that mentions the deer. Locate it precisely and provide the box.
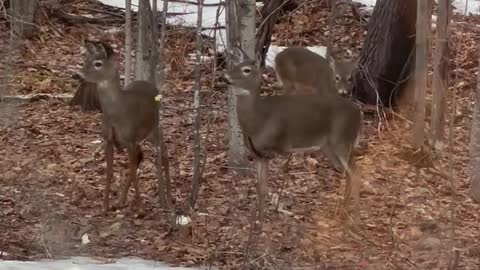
[274,47,357,96]
[74,40,160,212]
[222,47,363,221]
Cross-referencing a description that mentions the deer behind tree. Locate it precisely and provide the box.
[274,47,357,96]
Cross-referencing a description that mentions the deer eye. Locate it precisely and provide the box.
[335,75,340,81]
[242,67,251,75]
[94,61,103,68]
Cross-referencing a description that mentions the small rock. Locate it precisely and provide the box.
[81,233,91,245]
[110,221,122,231]
[100,221,122,238]
[47,163,57,170]
[417,236,442,250]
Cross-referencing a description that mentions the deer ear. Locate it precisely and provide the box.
[100,43,115,59]
[328,55,336,71]
[84,40,98,55]
[255,51,262,69]
[351,59,358,69]
[239,47,249,61]
[229,46,245,64]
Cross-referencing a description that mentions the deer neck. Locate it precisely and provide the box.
[97,71,123,117]
[236,87,259,131]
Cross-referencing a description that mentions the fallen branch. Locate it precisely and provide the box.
[1,93,73,103]
[49,5,123,24]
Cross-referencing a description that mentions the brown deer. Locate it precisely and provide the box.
[223,47,363,220]
[74,40,159,212]
[274,47,357,96]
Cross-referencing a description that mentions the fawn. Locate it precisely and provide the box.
[75,40,159,212]
[274,47,357,96]
[223,47,363,219]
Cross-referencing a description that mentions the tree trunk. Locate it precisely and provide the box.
[351,0,416,107]
[154,0,173,211]
[412,0,429,147]
[9,0,38,42]
[69,78,102,112]
[469,52,480,203]
[255,0,297,67]
[124,0,133,85]
[430,0,450,150]
[190,0,204,208]
[135,0,154,83]
[226,0,256,175]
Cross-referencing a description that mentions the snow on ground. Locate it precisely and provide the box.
[452,0,480,15]
[0,257,208,270]
[97,0,480,68]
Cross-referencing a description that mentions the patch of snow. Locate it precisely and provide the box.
[175,215,192,225]
[98,0,480,60]
[353,0,376,11]
[98,0,227,51]
[452,0,480,15]
[0,257,209,270]
[354,0,480,15]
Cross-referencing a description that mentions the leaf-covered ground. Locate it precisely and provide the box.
[1,1,480,269]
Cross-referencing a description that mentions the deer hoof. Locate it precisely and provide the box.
[130,199,146,217]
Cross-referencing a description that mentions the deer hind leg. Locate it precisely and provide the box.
[314,146,341,189]
[104,139,115,212]
[118,144,143,208]
[332,143,360,220]
[130,144,143,209]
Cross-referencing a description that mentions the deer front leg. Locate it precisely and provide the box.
[104,139,114,212]
[255,158,269,223]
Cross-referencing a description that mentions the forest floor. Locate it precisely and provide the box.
[1,1,480,269]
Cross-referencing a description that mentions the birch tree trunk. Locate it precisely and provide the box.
[412,0,429,148]
[190,0,204,208]
[226,0,256,175]
[134,0,154,82]
[124,0,133,85]
[470,52,480,202]
[9,0,37,43]
[430,0,450,150]
[155,0,172,209]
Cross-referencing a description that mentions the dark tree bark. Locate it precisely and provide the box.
[69,78,101,112]
[351,0,416,107]
[255,0,298,67]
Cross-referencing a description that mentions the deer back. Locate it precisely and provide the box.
[274,47,337,95]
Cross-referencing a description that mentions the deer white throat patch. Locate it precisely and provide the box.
[98,80,111,89]
[236,87,251,96]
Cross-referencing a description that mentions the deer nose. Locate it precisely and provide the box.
[338,88,348,96]
[219,72,232,84]
[72,72,85,80]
